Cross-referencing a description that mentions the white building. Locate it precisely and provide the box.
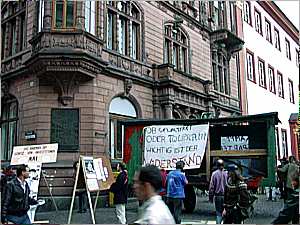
[242,1,299,160]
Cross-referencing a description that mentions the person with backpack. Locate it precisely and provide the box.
[109,162,128,224]
[222,164,253,224]
[277,156,299,201]
[166,161,188,224]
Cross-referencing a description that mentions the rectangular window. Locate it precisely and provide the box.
[118,17,126,55]
[54,0,75,28]
[288,79,294,103]
[285,38,291,60]
[38,0,45,32]
[275,128,280,159]
[1,25,6,59]
[11,19,17,55]
[107,11,114,50]
[181,47,187,72]
[268,66,276,94]
[229,2,237,34]
[50,109,79,151]
[254,9,262,35]
[173,44,179,69]
[258,59,266,88]
[243,1,251,25]
[246,50,255,82]
[281,129,288,158]
[85,1,96,35]
[277,72,284,98]
[265,18,272,43]
[164,39,171,64]
[274,28,281,51]
[20,14,26,51]
[130,22,138,60]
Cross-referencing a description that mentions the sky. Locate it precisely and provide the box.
[274,0,300,30]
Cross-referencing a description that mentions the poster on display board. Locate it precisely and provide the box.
[143,124,209,170]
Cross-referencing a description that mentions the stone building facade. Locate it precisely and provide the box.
[1,1,243,196]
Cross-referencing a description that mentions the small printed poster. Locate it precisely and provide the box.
[83,157,97,179]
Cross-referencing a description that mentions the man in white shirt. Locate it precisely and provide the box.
[133,165,175,224]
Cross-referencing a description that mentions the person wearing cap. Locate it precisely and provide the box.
[222,164,251,224]
[208,159,228,224]
[166,161,188,224]
[133,165,175,224]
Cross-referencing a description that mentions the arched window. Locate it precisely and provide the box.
[85,1,96,35]
[53,0,76,29]
[164,24,189,73]
[212,48,230,95]
[109,97,137,159]
[1,96,18,161]
[106,1,142,60]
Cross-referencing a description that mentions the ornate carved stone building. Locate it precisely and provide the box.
[1,1,243,196]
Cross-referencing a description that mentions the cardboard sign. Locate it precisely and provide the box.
[143,124,209,169]
[221,136,249,150]
[94,156,114,191]
[11,144,58,165]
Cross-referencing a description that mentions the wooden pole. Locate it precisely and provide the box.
[93,190,100,213]
[42,171,58,211]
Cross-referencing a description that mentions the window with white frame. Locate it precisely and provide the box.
[275,128,280,159]
[246,50,255,82]
[277,72,284,98]
[211,1,226,29]
[38,0,45,32]
[85,1,96,35]
[106,1,141,60]
[285,38,291,60]
[258,59,266,88]
[109,97,137,159]
[288,79,294,103]
[164,24,189,73]
[274,28,281,50]
[268,66,275,94]
[281,129,288,158]
[265,19,272,43]
[243,1,251,25]
[254,9,262,35]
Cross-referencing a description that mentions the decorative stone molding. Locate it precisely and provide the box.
[124,79,133,97]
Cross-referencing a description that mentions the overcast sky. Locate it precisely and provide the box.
[274,0,299,30]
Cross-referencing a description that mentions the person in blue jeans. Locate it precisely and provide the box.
[166,161,188,224]
[208,159,228,224]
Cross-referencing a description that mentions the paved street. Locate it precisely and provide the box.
[35,194,283,224]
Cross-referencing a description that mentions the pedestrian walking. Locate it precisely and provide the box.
[109,162,128,224]
[133,165,175,224]
[166,161,188,224]
[277,156,299,200]
[1,165,16,205]
[1,164,38,225]
[272,170,299,224]
[208,159,228,224]
[222,164,252,224]
[159,168,168,201]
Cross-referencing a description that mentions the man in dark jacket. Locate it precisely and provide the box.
[272,170,299,224]
[109,162,128,224]
[1,164,38,224]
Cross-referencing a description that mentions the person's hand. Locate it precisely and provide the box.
[222,209,226,217]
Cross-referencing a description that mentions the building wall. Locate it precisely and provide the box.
[243,1,299,158]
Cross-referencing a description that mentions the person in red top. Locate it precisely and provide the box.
[159,169,167,201]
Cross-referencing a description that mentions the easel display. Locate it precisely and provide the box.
[68,155,114,224]
[10,143,58,223]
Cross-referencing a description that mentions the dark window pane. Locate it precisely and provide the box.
[55,1,64,27]
[51,109,79,151]
[1,123,8,160]
[66,1,74,27]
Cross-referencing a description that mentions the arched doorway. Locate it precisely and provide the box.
[109,97,137,159]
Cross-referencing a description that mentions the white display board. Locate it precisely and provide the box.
[143,124,209,169]
[11,143,58,165]
[221,136,249,150]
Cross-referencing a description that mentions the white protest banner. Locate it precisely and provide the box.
[11,143,58,165]
[221,136,249,151]
[143,124,209,170]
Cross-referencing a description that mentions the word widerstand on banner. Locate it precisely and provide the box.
[143,124,209,169]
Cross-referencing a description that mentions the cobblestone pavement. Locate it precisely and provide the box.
[35,194,284,224]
